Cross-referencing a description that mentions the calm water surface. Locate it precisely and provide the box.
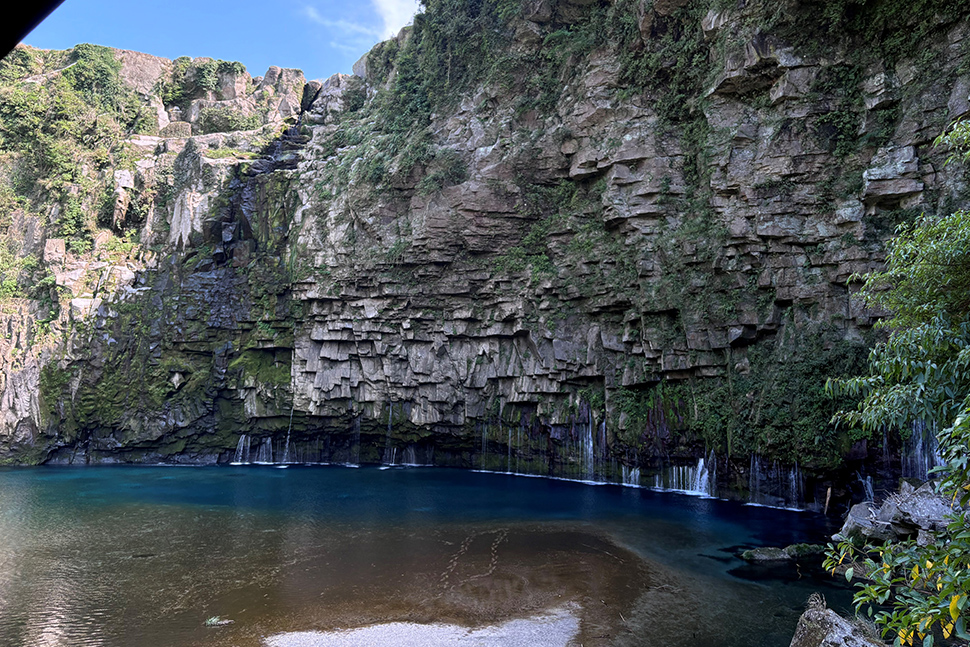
[0,466,853,647]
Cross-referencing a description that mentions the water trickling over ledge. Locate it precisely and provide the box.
[748,456,804,510]
[652,452,717,497]
[86,377,942,511]
[902,420,941,481]
[223,415,827,509]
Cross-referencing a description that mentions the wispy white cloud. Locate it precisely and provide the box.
[302,6,382,38]
[329,40,366,54]
[371,0,420,38]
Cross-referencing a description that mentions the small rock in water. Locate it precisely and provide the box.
[783,543,825,559]
[741,547,791,562]
[205,616,234,627]
[740,543,824,562]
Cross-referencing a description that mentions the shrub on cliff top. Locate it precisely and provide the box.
[0,47,40,84]
[61,44,153,134]
[0,43,151,263]
[197,106,260,134]
[63,44,125,110]
[160,57,248,109]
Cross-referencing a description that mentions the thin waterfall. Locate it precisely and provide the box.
[353,414,361,466]
[751,455,766,504]
[507,426,512,473]
[653,453,715,496]
[749,455,762,503]
[599,421,607,468]
[858,472,875,501]
[688,458,708,493]
[749,455,804,508]
[255,437,273,464]
[653,465,673,490]
[788,462,803,505]
[902,420,940,481]
[233,434,250,463]
[402,446,417,466]
[581,415,595,480]
[621,465,641,486]
[698,451,716,496]
[480,421,488,469]
[282,402,294,463]
[282,429,292,464]
[384,403,394,465]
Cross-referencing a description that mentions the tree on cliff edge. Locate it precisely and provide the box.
[825,121,970,646]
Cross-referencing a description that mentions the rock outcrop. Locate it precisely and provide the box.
[789,595,886,647]
[835,481,957,544]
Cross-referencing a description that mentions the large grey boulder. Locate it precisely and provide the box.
[114,48,171,95]
[883,482,954,535]
[305,74,354,125]
[790,595,887,647]
[835,482,955,543]
[837,502,894,542]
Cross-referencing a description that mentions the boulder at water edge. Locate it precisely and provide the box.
[834,482,954,544]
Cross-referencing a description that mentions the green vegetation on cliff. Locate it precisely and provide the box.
[197,106,261,134]
[0,44,148,270]
[612,335,869,468]
[826,122,970,646]
[159,56,248,109]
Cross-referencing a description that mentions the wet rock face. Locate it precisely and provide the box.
[2,2,970,487]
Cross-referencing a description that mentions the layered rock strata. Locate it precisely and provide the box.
[2,0,970,503]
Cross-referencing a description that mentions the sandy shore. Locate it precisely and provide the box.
[263,606,581,647]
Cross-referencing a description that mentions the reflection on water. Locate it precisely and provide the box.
[0,466,852,647]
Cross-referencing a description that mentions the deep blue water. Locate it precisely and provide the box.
[0,466,854,647]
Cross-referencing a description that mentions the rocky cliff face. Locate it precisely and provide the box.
[2,0,969,504]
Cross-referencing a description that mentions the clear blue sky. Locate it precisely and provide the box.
[21,0,420,81]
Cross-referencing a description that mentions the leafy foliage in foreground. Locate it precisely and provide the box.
[826,213,970,436]
[824,122,970,646]
[824,411,970,646]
